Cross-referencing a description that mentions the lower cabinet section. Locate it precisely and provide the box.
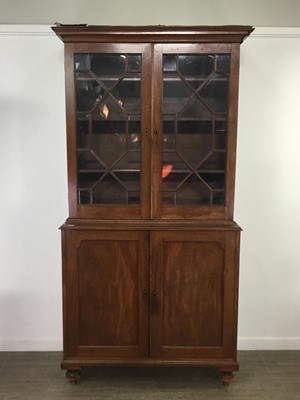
[61,223,241,385]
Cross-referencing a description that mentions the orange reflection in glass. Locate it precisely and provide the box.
[162,164,173,179]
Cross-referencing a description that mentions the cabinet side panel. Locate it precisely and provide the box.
[222,230,241,358]
[63,230,79,357]
[226,43,240,219]
[64,44,77,217]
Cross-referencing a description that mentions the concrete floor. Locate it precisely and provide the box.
[0,351,299,400]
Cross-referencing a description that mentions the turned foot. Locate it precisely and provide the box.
[66,369,81,384]
[219,370,234,386]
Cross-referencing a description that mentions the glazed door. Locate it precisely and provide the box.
[150,230,240,359]
[62,230,149,359]
[65,43,152,219]
[152,43,240,220]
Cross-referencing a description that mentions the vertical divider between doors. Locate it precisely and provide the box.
[151,44,163,219]
[139,230,151,358]
[149,230,153,357]
[149,231,163,358]
[141,44,153,219]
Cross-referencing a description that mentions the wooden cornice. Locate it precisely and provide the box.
[52,25,254,44]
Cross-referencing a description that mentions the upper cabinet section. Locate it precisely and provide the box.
[52,25,253,220]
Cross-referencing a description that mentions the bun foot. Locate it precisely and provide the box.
[219,370,234,386]
[66,369,81,384]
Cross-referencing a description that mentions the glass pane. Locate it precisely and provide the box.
[198,173,225,190]
[114,171,140,191]
[162,54,230,207]
[78,172,105,189]
[200,151,226,170]
[111,73,141,113]
[176,175,211,205]
[114,151,141,170]
[92,174,127,204]
[163,74,193,114]
[214,120,227,150]
[162,171,189,190]
[78,190,91,204]
[179,97,212,120]
[75,54,89,72]
[76,78,105,113]
[212,191,225,205]
[91,54,126,77]
[77,150,104,169]
[176,133,213,169]
[128,120,141,150]
[74,53,142,205]
[128,55,141,72]
[199,74,229,113]
[216,55,230,72]
[179,55,214,78]
[163,56,177,72]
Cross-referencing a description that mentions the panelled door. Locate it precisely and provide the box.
[150,230,240,359]
[62,230,149,359]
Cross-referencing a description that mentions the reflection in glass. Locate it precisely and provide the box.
[216,55,230,72]
[76,80,105,113]
[162,53,230,206]
[91,55,126,78]
[74,53,142,205]
[199,77,229,113]
[75,54,89,72]
[177,176,211,205]
[163,56,177,72]
[179,55,214,78]
[128,55,142,72]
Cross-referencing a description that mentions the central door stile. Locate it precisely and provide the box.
[141,43,153,219]
[151,44,163,220]
[149,231,162,358]
[148,230,153,357]
[138,230,151,358]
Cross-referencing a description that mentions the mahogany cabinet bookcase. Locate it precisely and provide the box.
[52,25,253,385]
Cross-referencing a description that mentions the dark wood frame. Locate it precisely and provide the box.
[53,25,253,386]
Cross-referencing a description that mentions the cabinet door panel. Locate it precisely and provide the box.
[151,230,239,359]
[152,43,240,220]
[62,230,149,359]
[162,241,224,348]
[65,43,152,219]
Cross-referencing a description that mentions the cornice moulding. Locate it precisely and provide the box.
[0,25,300,38]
